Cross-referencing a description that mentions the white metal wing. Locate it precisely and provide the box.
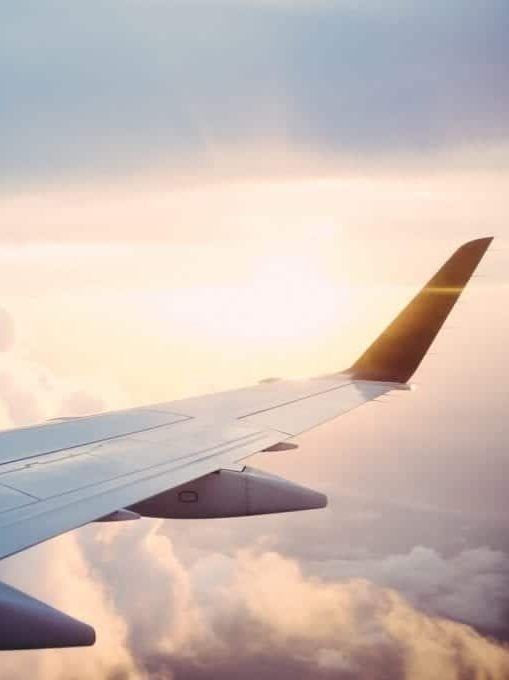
[0,237,492,650]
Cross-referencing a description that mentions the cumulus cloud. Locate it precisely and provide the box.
[225,550,509,680]
[1,493,509,680]
[80,521,214,660]
[10,515,504,680]
[0,533,141,680]
[0,352,106,428]
[311,546,509,638]
[0,306,128,428]
[74,537,509,680]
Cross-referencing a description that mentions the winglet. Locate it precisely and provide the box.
[349,237,493,383]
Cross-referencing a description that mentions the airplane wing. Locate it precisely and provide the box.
[0,237,492,649]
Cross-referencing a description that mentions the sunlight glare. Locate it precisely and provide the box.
[144,252,351,350]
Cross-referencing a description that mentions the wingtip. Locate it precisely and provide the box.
[460,236,494,252]
[348,236,492,384]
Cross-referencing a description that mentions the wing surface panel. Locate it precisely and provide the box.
[154,375,352,419]
[241,381,390,435]
[0,486,35,512]
[0,376,372,560]
[0,420,284,560]
[0,408,190,465]
[3,452,137,500]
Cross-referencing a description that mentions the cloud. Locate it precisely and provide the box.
[88,538,509,680]
[4,511,509,680]
[79,521,214,660]
[13,516,504,680]
[0,306,128,428]
[0,308,139,678]
[1,169,507,247]
[0,308,15,352]
[0,533,141,680]
[311,546,509,638]
[0,353,109,428]
[226,550,509,679]
[1,1,508,187]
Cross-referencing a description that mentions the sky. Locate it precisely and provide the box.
[0,1,508,678]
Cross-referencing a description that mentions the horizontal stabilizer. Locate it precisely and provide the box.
[349,237,493,383]
[0,581,95,650]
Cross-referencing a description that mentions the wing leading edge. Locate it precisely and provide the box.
[0,237,493,649]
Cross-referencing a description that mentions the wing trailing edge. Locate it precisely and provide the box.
[348,237,493,383]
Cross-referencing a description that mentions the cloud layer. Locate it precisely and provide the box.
[5,524,509,680]
[2,1,508,187]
